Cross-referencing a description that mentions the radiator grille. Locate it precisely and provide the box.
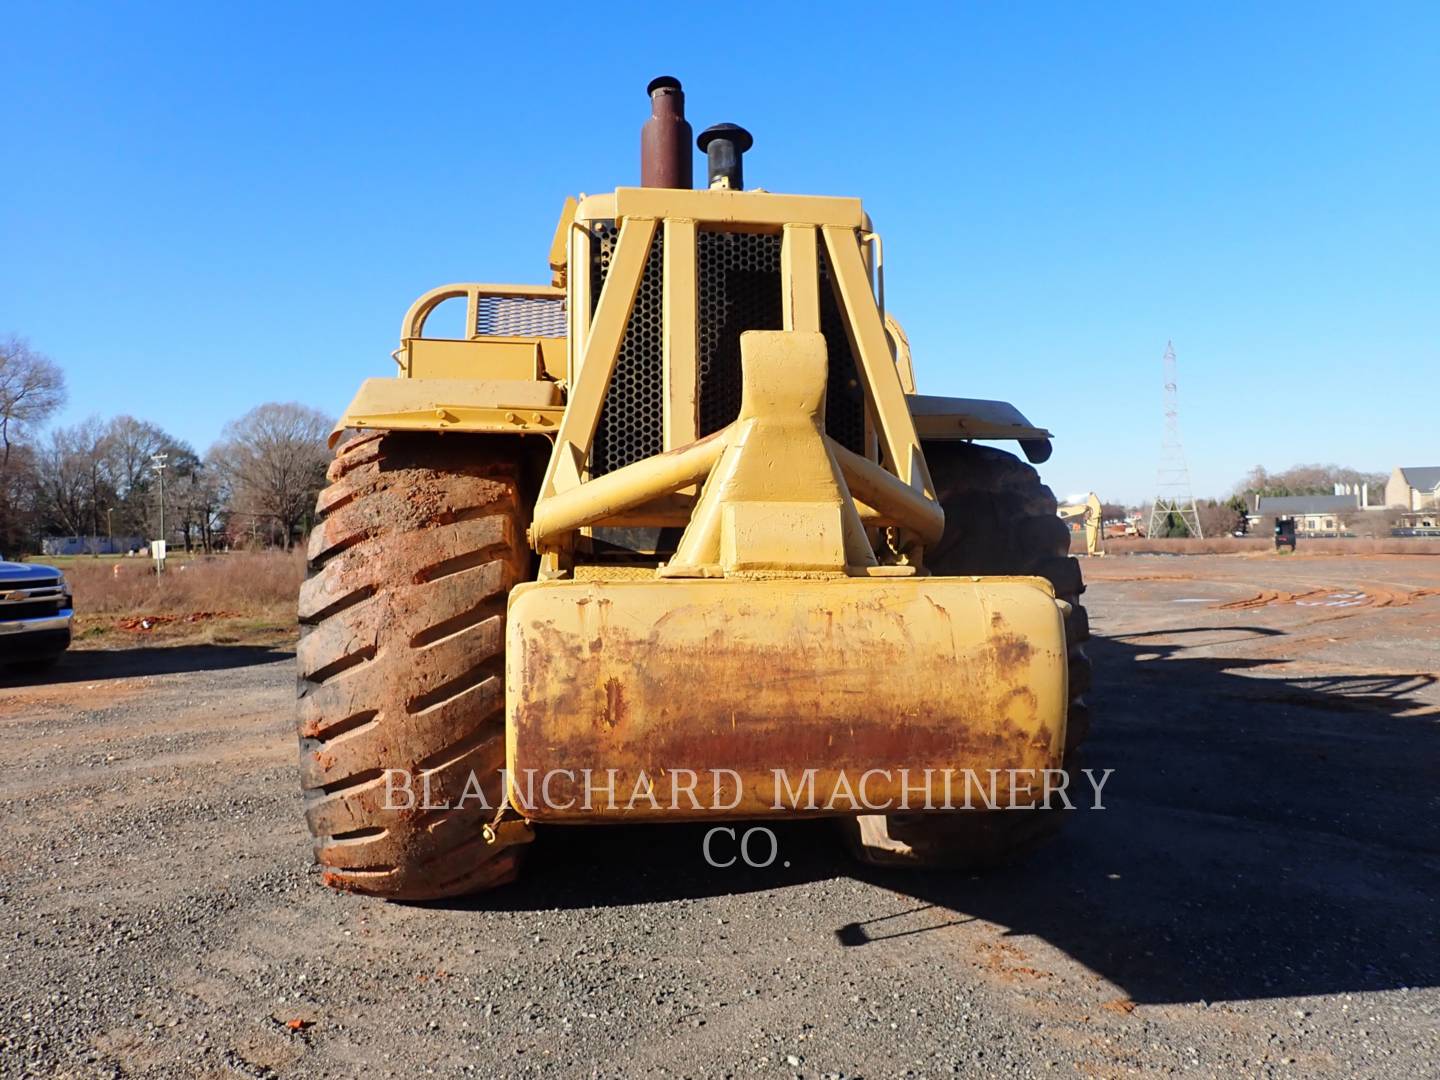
[817,244,868,454]
[0,576,60,592]
[590,222,665,477]
[0,598,62,620]
[696,230,783,436]
[475,295,566,338]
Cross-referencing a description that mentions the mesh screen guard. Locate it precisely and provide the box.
[587,223,869,479]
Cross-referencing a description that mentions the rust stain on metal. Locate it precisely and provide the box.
[990,632,1033,673]
[997,683,1040,717]
[601,676,626,730]
[508,578,1067,820]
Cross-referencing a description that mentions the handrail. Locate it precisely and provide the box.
[398,282,565,343]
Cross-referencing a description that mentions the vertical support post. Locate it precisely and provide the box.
[463,288,479,341]
[662,218,698,450]
[568,221,592,380]
[781,224,820,333]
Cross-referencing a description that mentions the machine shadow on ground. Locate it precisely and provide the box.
[465,623,1439,1007]
[0,644,294,686]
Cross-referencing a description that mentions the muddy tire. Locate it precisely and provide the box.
[843,440,1092,869]
[296,432,531,900]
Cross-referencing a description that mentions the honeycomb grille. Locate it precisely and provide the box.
[590,222,665,477]
[696,230,783,436]
[817,244,867,454]
[475,295,566,338]
[586,224,869,477]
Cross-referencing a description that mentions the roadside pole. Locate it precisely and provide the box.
[152,452,168,574]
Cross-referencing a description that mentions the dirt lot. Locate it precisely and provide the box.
[2,553,1437,1078]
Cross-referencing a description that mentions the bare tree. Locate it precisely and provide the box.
[0,442,40,552]
[1197,499,1244,538]
[102,415,169,536]
[33,418,114,545]
[212,403,332,548]
[0,335,67,551]
[1235,462,1386,499]
[170,458,224,553]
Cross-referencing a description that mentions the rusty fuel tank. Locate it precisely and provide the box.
[505,576,1069,820]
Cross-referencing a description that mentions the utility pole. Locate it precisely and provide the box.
[1146,341,1203,539]
[152,452,168,572]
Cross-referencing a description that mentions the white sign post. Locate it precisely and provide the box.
[152,539,167,574]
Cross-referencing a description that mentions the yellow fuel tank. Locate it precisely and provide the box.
[505,576,1068,820]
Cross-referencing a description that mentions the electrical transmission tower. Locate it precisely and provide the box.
[1146,341,1203,539]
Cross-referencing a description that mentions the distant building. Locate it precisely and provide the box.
[1386,467,1440,512]
[1383,466,1439,531]
[40,535,146,556]
[1249,484,1373,537]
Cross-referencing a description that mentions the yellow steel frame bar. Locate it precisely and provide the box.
[662,218,698,450]
[820,225,935,497]
[782,224,821,334]
[611,187,864,228]
[539,215,659,498]
[884,313,917,395]
[531,431,725,544]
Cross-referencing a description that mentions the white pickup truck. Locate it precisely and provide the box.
[0,559,74,669]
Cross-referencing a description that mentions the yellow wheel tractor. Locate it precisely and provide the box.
[296,78,1090,900]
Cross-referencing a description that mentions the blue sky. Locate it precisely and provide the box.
[3,2,1435,505]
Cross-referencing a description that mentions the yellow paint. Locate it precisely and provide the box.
[528,331,941,572]
[406,337,563,381]
[1058,492,1105,556]
[332,184,1053,574]
[608,186,865,228]
[820,225,934,498]
[662,217,698,451]
[541,215,659,497]
[548,196,577,287]
[782,224,821,334]
[329,378,560,447]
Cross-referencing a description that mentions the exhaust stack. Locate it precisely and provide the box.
[697,123,753,190]
[641,76,693,189]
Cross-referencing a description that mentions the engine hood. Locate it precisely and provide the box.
[0,560,63,583]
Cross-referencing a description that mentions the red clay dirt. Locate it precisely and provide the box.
[114,611,243,632]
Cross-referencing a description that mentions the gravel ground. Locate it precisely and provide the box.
[1,553,1437,1078]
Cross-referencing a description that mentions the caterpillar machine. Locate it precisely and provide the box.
[1058,492,1105,557]
[296,78,1090,899]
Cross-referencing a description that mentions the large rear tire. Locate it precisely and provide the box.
[296,432,531,900]
[844,440,1092,869]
